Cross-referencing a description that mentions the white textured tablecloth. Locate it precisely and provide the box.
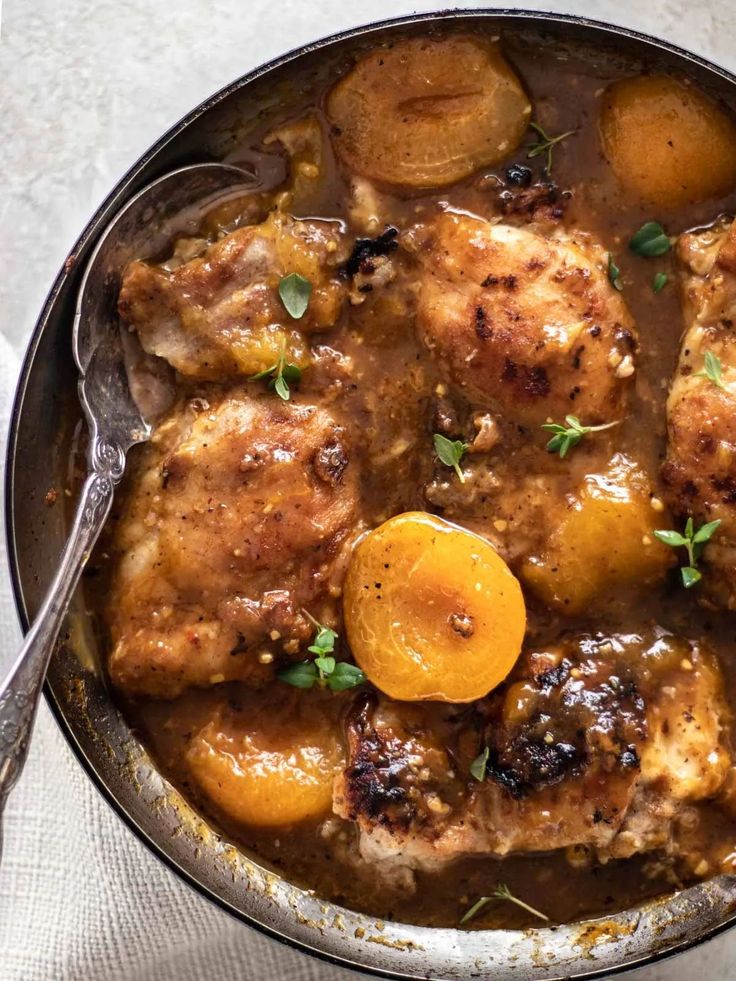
[3,1,736,978]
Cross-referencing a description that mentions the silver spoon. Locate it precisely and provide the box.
[0,161,261,852]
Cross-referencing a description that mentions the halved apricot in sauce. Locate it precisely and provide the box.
[521,455,674,615]
[326,36,531,189]
[186,690,344,828]
[599,75,736,208]
[343,512,525,702]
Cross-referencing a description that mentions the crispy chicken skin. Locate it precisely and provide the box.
[108,393,361,698]
[663,219,736,606]
[118,212,345,379]
[334,632,730,887]
[408,212,637,427]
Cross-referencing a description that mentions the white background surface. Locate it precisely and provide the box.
[2,1,736,978]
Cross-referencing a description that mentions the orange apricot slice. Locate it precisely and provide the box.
[599,75,736,208]
[326,36,531,188]
[343,511,525,702]
[186,690,343,828]
[521,455,674,615]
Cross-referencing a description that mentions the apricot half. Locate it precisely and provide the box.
[326,36,531,188]
[521,455,674,615]
[344,512,525,702]
[599,75,736,208]
[186,690,343,828]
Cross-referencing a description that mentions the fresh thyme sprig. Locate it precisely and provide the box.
[278,613,365,691]
[433,434,468,483]
[469,747,489,782]
[526,121,576,174]
[653,516,722,588]
[694,351,726,390]
[250,340,302,401]
[607,253,623,291]
[541,415,620,459]
[461,883,550,925]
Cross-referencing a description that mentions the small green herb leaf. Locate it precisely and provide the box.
[461,883,550,926]
[607,253,623,291]
[314,655,336,678]
[692,518,723,546]
[249,341,302,402]
[328,662,367,692]
[629,221,671,257]
[652,272,668,293]
[695,350,726,390]
[278,272,312,319]
[281,362,303,385]
[470,747,489,782]
[278,661,319,689]
[654,517,721,588]
[651,530,687,548]
[273,374,290,400]
[541,415,619,459]
[309,625,338,655]
[681,566,702,589]
[526,122,576,174]
[433,433,468,483]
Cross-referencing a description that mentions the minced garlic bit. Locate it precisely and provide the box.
[297,161,320,178]
[615,354,635,378]
[426,794,451,816]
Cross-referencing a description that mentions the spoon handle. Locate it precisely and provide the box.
[0,453,122,839]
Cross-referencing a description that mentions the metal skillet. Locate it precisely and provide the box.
[6,10,736,981]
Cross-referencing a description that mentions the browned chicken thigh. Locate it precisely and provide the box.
[334,631,730,889]
[408,212,637,427]
[118,212,346,379]
[663,219,736,607]
[108,393,361,698]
